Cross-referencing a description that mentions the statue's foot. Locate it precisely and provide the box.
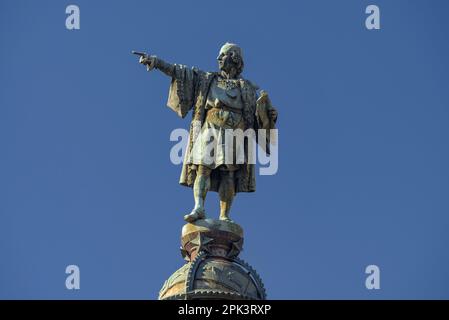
[184,208,206,223]
[219,215,234,223]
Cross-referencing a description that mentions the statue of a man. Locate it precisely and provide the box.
[136,43,277,223]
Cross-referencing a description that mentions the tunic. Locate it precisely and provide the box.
[163,63,274,193]
[190,77,247,170]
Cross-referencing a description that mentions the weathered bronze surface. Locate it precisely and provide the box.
[134,43,277,223]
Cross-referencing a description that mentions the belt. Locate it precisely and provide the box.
[209,105,243,114]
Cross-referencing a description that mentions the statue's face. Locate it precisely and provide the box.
[217,46,236,73]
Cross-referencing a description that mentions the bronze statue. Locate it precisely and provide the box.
[134,43,277,223]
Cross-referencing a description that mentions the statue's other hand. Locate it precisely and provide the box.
[269,108,278,122]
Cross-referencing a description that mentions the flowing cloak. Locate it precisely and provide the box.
[165,64,275,193]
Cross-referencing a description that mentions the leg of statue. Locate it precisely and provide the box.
[184,165,211,223]
[219,169,235,222]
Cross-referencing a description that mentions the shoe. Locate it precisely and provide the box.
[184,208,205,223]
[219,215,233,223]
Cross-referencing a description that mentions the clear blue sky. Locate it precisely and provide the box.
[1,0,448,299]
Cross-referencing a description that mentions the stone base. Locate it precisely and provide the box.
[181,219,243,261]
[158,219,266,300]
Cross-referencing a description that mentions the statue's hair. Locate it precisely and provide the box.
[221,42,244,75]
[231,51,244,75]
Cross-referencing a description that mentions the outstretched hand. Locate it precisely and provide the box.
[139,55,156,71]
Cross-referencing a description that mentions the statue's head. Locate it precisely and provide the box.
[217,42,244,77]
